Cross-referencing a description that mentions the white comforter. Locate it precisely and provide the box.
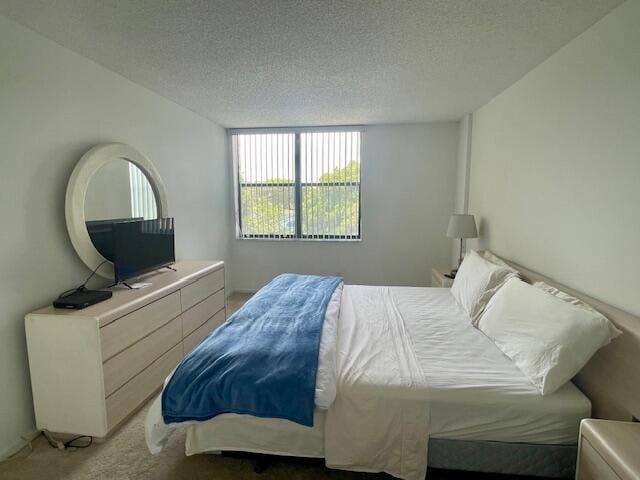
[325,285,430,480]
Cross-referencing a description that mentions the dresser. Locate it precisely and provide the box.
[25,260,225,438]
[576,419,640,480]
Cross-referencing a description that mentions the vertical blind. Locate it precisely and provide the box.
[232,129,361,239]
[129,162,157,220]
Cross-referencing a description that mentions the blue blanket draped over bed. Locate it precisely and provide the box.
[161,273,342,427]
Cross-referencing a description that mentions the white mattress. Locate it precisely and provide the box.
[168,286,591,458]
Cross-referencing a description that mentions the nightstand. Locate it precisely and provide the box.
[431,267,454,288]
[576,419,640,480]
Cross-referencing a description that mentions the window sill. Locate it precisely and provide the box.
[236,237,362,243]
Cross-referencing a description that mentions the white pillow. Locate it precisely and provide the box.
[482,250,521,278]
[451,250,516,324]
[477,278,621,395]
[533,281,622,341]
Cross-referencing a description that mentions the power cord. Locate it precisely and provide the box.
[57,260,109,299]
[42,431,93,450]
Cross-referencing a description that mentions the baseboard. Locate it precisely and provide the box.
[0,434,29,462]
[229,289,258,295]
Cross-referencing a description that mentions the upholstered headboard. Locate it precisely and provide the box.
[498,256,640,422]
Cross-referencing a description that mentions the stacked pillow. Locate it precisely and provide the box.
[534,280,617,328]
[481,250,521,277]
[451,250,516,324]
[476,277,621,395]
[451,250,621,395]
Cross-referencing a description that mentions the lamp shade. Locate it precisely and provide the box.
[446,214,478,239]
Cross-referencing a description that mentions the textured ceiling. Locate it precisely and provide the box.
[0,0,623,127]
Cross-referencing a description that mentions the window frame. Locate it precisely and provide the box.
[230,126,363,242]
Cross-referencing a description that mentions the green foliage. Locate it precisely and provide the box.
[240,161,360,237]
[318,160,360,183]
[240,185,295,235]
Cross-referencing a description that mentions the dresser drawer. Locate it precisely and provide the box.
[100,291,181,361]
[578,439,621,480]
[102,316,182,396]
[106,343,182,431]
[181,269,224,311]
[182,290,225,337]
[183,309,226,354]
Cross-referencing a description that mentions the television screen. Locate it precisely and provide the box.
[113,218,175,283]
[86,217,144,261]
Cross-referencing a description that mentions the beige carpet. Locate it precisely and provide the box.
[0,408,545,480]
[0,399,392,480]
[0,294,538,480]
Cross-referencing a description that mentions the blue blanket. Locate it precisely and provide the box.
[162,273,342,427]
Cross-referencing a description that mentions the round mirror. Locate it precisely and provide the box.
[66,143,168,279]
[84,159,158,260]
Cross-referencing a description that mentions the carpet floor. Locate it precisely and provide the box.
[0,411,547,480]
[0,294,552,480]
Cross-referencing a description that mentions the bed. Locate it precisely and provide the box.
[146,257,640,479]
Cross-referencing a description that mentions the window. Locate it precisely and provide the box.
[232,128,361,240]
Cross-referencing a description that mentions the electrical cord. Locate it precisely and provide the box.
[42,431,93,450]
[57,260,109,299]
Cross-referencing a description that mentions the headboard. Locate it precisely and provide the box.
[502,257,640,422]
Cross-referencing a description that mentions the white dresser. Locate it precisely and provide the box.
[25,260,225,438]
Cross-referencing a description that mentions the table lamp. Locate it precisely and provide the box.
[446,214,478,273]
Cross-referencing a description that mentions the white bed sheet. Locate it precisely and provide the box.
[150,286,591,461]
[315,282,342,409]
[324,285,430,480]
[396,286,591,444]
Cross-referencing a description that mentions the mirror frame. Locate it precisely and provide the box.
[65,143,169,280]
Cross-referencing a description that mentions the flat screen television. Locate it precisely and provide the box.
[113,218,175,283]
[86,217,144,261]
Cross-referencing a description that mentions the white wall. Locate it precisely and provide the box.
[451,114,473,265]
[467,0,640,315]
[0,16,230,458]
[231,123,460,291]
[453,114,472,215]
